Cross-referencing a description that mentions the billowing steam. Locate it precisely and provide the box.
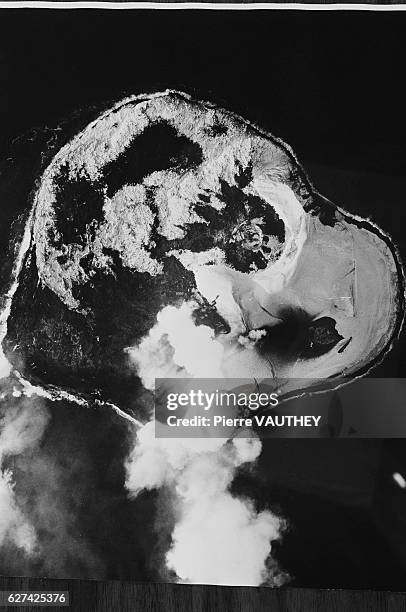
[0,396,49,555]
[126,424,286,586]
[0,354,11,381]
[0,470,36,554]
[126,301,288,586]
[128,302,225,389]
[0,390,107,579]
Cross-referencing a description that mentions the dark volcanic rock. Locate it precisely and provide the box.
[5,250,197,416]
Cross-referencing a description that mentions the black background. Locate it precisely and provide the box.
[0,9,404,176]
[1,7,406,610]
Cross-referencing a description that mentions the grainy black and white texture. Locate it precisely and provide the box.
[0,7,406,605]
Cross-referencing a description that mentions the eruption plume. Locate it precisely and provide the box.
[125,422,287,586]
[126,301,288,586]
[0,396,49,555]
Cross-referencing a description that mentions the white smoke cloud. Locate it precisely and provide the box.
[128,302,225,390]
[126,298,287,586]
[166,436,285,586]
[0,396,50,556]
[0,469,37,555]
[125,422,287,586]
[0,394,105,579]
[0,301,13,380]
[15,447,105,579]
[0,399,49,457]
[0,353,11,381]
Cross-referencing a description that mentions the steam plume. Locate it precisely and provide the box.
[125,423,286,586]
[126,302,288,586]
[128,302,225,389]
[0,396,50,555]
